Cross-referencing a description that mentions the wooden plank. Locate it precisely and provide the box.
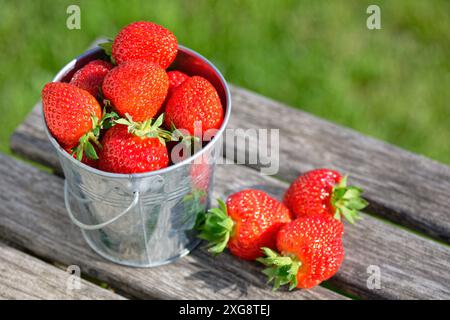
[226,86,450,243]
[0,154,343,300]
[0,242,124,300]
[9,103,60,170]
[10,87,450,243]
[1,153,449,299]
[213,165,450,299]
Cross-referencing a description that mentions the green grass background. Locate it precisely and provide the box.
[0,0,449,164]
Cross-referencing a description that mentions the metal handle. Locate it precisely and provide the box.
[64,180,140,230]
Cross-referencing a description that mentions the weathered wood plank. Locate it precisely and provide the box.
[226,86,450,243]
[1,152,449,299]
[9,103,60,169]
[0,242,125,300]
[213,164,450,299]
[10,86,450,243]
[0,154,343,300]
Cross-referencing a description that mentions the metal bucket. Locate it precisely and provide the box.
[44,45,231,267]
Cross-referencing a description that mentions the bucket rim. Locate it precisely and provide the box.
[43,44,231,179]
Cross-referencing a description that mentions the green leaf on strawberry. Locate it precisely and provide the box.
[257,247,301,291]
[197,199,234,255]
[84,141,99,160]
[98,40,116,65]
[331,175,368,224]
[113,113,173,146]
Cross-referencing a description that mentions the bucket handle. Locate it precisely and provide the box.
[64,180,140,230]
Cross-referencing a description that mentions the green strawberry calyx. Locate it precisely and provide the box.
[331,175,368,224]
[170,122,201,145]
[114,113,173,146]
[98,40,116,65]
[183,189,208,231]
[196,199,234,255]
[71,109,119,161]
[257,247,301,291]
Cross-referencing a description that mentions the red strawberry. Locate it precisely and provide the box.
[258,215,344,290]
[165,76,223,136]
[167,70,189,98]
[70,60,113,97]
[112,21,178,68]
[198,189,292,260]
[98,115,170,174]
[283,169,368,223]
[156,71,190,118]
[102,60,169,122]
[42,82,102,149]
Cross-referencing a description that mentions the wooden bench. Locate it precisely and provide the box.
[1,75,449,300]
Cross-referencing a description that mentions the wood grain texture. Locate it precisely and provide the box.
[212,164,450,299]
[10,86,450,244]
[225,86,450,243]
[0,242,124,300]
[1,151,449,299]
[0,154,343,300]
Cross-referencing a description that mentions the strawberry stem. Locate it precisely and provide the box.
[331,175,368,224]
[196,199,234,255]
[114,113,173,145]
[257,247,301,291]
[98,40,116,65]
[73,110,119,161]
[170,122,201,145]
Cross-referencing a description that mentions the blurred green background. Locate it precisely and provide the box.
[0,0,449,164]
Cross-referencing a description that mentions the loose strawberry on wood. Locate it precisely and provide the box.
[258,215,344,290]
[102,60,169,122]
[283,169,368,223]
[198,189,292,260]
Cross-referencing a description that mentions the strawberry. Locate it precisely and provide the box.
[167,70,189,98]
[112,21,178,68]
[98,114,170,174]
[156,70,190,119]
[42,82,102,153]
[258,215,344,290]
[283,169,368,223]
[102,60,169,122]
[165,76,223,136]
[69,60,113,98]
[198,189,292,260]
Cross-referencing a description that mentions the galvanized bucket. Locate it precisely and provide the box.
[44,45,231,267]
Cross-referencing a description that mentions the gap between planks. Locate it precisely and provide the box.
[0,152,449,299]
[11,86,450,244]
[224,86,450,243]
[0,241,125,300]
[0,153,345,300]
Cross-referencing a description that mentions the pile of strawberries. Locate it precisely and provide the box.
[198,169,368,290]
[42,21,224,174]
[42,21,368,291]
